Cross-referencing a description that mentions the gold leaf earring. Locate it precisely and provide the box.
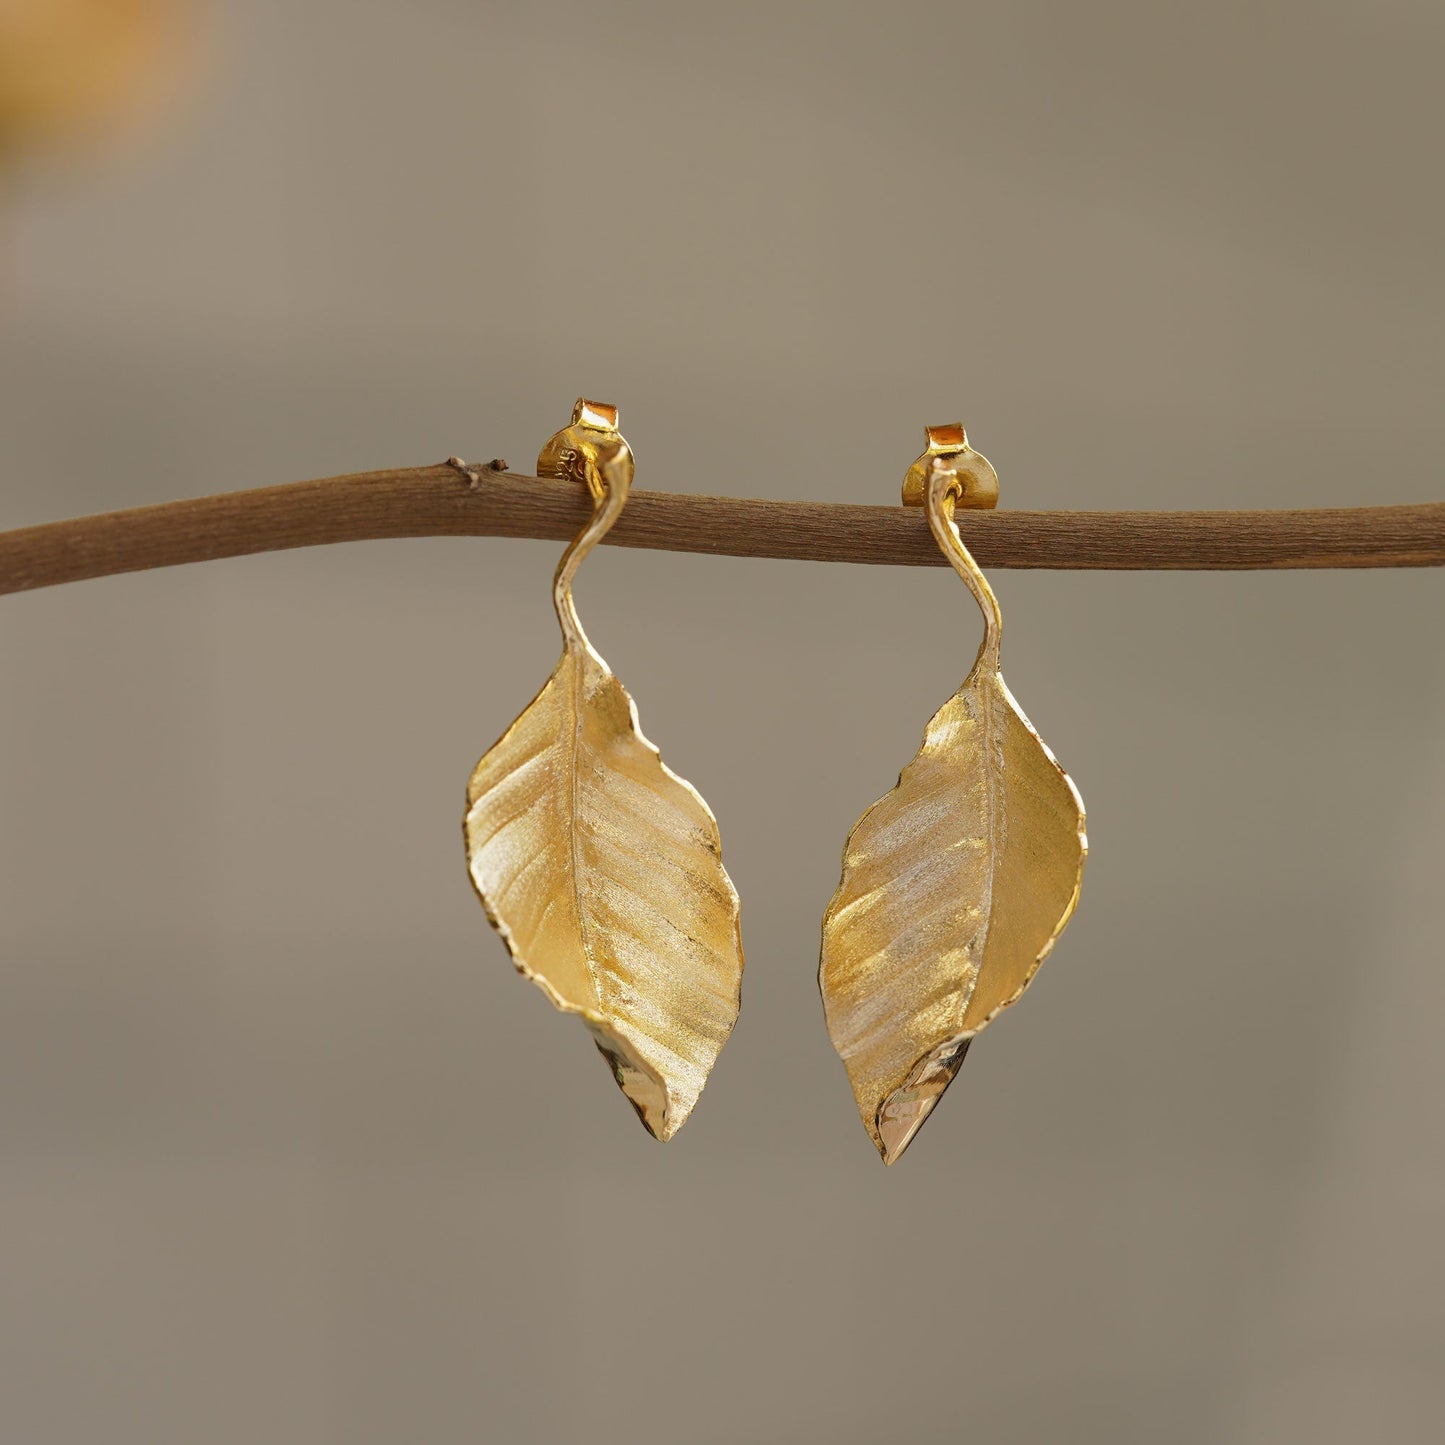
[819,424,1087,1164]
[464,400,745,1141]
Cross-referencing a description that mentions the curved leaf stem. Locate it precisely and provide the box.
[551,445,632,652]
[928,463,1002,675]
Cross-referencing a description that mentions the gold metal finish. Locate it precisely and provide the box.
[535,398,623,501]
[464,401,745,1141]
[820,436,1086,1164]
[901,422,999,510]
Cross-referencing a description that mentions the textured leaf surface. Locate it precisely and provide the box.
[819,457,1086,1163]
[465,637,744,1140]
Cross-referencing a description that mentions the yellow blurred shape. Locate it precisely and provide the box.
[0,0,192,157]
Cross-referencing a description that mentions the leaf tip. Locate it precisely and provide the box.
[869,1036,973,1165]
[586,1019,700,1143]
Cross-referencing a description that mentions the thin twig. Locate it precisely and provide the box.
[0,463,1441,596]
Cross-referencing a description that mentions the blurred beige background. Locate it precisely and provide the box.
[2,2,1443,1442]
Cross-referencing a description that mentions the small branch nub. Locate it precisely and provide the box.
[447,456,509,492]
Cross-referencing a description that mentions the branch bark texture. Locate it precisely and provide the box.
[1,462,1441,597]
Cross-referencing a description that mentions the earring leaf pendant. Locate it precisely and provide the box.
[464,401,744,1141]
[820,429,1087,1164]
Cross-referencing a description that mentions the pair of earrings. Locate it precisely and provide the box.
[463,400,1086,1163]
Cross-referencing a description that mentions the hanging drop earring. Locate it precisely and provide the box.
[819,424,1086,1164]
[464,399,745,1141]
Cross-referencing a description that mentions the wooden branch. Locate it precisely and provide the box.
[1,461,1442,597]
